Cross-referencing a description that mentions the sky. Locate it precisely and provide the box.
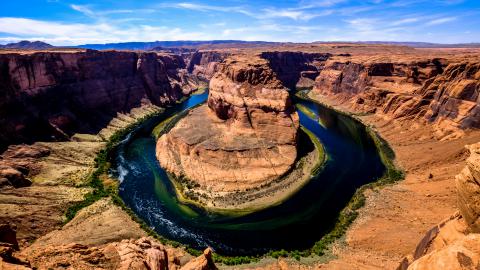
[0,0,479,45]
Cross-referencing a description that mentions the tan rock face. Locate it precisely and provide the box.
[311,57,479,135]
[186,50,229,80]
[22,237,214,270]
[407,234,480,270]
[156,55,299,194]
[456,143,480,233]
[401,142,480,270]
[424,63,480,130]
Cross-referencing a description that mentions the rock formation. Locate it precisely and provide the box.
[399,143,480,269]
[260,51,329,89]
[1,45,480,269]
[156,54,299,196]
[311,56,479,137]
[0,50,199,151]
[1,236,215,270]
[186,50,229,80]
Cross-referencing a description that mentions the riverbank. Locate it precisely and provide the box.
[305,91,480,269]
[167,125,326,215]
[116,89,399,265]
[149,99,327,214]
[1,88,405,269]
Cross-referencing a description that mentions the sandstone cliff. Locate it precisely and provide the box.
[157,54,299,197]
[0,50,196,151]
[186,50,229,80]
[310,57,479,136]
[399,143,480,270]
[260,51,329,89]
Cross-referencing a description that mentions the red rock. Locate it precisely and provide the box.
[0,50,193,150]
[156,54,299,195]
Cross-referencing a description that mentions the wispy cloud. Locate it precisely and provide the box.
[70,4,95,17]
[0,17,211,45]
[390,17,420,26]
[298,0,348,8]
[425,16,457,25]
[70,4,154,18]
[159,2,331,21]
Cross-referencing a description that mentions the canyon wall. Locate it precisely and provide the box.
[0,50,195,150]
[260,51,330,89]
[186,50,229,80]
[311,57,479,134]
[400,143,480,270]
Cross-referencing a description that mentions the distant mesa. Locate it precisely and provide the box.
[0,40,54,50]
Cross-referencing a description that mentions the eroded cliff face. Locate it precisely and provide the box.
[185,50,229,80]
[156,54,299,196]
[422,63,480,130]
[311,57,479,136]
[399,143,480,270]
[260,51,330,89]
[0,50,195,150]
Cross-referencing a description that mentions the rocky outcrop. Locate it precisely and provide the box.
[0,144,50,188]
[157,54,299,197]
[422,63,480,130]
[186,51,229,80]
[400,143,480,270]
[0,224,30,269]
[180,248,215,270]
[0,50,196,151]
[407,233,480,270]
[260,51,330,89]
[20,237,215,270]
[456,143,480,232]
[311,57,479,134]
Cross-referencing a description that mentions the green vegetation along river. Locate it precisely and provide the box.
[113,90,385,256]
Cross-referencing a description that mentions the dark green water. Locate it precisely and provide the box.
[114,91,385,256]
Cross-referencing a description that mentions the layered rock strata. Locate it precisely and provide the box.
[260,51,330,89]
[399,143,480,270]
[186,50,229,80]
[0,50,197,150]
[156,55,299,197]
[2,236,215,270]
[311,57,479,137]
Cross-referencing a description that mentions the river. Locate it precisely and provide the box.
[113,90,385,256]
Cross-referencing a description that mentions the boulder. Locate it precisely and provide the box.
[180,248,215,270]
[0,167,31,188]
[408,234,480,270]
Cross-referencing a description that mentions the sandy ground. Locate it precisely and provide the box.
[308,95,480,270]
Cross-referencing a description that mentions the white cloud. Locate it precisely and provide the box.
[298,0,348,8]
[159,2,331,21]
[390,17,419,26]
[70,4,95,17]
[0,17,212,45]
[425,17,457,25]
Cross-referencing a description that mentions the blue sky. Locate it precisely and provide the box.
[0,0,479,45]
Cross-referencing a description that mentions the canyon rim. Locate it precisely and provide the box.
[1,1,480,269]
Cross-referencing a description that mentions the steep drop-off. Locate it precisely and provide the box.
[311,56,480,137]
[0,50,198,151]
[398,143,480,270]
[156,54,300,204]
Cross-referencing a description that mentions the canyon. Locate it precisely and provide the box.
[0,44,479,269]
[156,54,304,211]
